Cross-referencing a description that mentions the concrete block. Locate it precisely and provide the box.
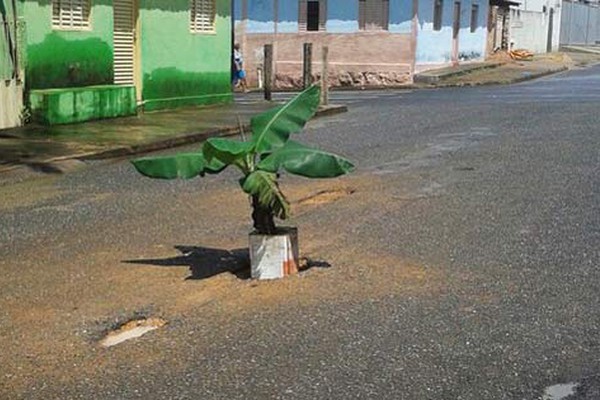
[249,227,299,280]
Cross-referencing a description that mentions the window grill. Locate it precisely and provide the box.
[190,0,216,33]
[52,0,91,30]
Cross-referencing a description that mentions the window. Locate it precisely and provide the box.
[433,0,443,31]
[190,0,216,33]
[359,0,389,31]
[470,3,479,32]
[299,0,326,31]
[52,0,91,30]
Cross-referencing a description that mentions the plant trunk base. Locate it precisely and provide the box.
[249,227,299,280]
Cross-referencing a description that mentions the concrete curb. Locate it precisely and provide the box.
[423,66,569,89]
[414,62,505,84]
[560,45,600,55]
[0,104,348,175]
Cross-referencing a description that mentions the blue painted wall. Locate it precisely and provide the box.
[458,0,488,61]
[234,0,242,21]
[390,0,413,33]
[247,0,275,33]
[326,0,359,32]
[416,0,454,63]
[416,0,487,64]
[278,0,298,32]
[236,0,414,34]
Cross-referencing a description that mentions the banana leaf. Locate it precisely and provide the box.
[203,138,253,165]
[251,85,320,154]
[132,153,208,179]
[257,140,355,178]
[241,170,290,219]
[132,149,227,180]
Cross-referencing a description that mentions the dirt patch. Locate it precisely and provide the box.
[0,175,61,211]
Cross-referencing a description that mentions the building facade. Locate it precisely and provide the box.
[509,0,561,53]
[235,0,418,88]
[415,0,488,71]
[20,0,232,125]
[234,0,489,88]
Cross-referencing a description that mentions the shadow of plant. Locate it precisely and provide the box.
[124,245,251,280]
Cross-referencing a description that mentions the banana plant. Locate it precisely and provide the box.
[132,85,354,235]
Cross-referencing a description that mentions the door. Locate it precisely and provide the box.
[452,1,461,64]
[113,0,140,101]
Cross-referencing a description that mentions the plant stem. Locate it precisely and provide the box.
[251,195,276,235]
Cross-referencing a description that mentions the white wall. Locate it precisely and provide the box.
[509,0,561,52]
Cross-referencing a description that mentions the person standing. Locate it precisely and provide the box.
[233,43,248,92]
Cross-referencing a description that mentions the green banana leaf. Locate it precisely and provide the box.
[241,170,290,220]
[251,85,321,154]
[132,153,208,179]
[257,140,355,178]
[203,138,253,165]
[132,148,227,180]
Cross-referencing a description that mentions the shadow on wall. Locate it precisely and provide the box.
[143,69,231,99]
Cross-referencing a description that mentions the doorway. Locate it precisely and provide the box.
[113,0,141,102]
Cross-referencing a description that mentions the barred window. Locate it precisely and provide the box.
[190,0,216,33]
[299,0,327,32]
[359,0,389,31]
[52,0,91,30]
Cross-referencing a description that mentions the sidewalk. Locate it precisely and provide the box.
[0,100,347,174]
[414,50,600,88]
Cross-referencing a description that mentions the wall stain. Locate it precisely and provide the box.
[27,33,112,90]
[142,68,231,110]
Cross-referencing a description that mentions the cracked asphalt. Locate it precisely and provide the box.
[1,67,600,399]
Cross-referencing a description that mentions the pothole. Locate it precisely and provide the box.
[296,188,355,206]
[100,317,167,348]
[299,257,332,272]
[542,382,579,400]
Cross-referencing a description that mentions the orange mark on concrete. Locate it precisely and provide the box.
[283,258,299,276]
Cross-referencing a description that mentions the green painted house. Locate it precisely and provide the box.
[20,0,232,125]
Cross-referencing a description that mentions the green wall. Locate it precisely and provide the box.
[23,0,114,90]
[139,0,232,110]
[22,0,233,123]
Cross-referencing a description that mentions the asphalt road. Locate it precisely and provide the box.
[1,67,600,400]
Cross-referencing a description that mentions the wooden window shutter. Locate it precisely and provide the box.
[299,0,308,31]
[359,0,366,30]
[359,0,389,31]
[382,0,389,30]
[433,0,444,31]
[319,0,327,31]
